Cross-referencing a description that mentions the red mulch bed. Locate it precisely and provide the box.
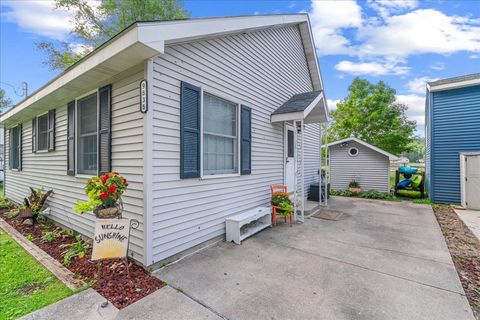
[433,205,480,319]
[1,208,164,309]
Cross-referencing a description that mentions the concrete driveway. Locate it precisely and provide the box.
[155,197,475,320]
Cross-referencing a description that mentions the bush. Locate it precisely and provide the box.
[330,189,354,197]
[0,197,11,209]
[360,189,397,200]
[60,235,90,266]
[4,208,19,219]
[41,230,63,243]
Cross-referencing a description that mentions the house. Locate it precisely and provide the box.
[0,14,329,267]
[425,73,480,209]
[327,137,398,193]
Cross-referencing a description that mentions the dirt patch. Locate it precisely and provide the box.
[17,283,46,295]
[2,211,164,309]
[433,205,480,319]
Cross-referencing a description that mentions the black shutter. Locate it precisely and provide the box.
[48,109,55,151]
[98,84,112,176]
[8,128,12,170]
[67,101,75,176]
[240,105,252,175]
[18,124,22,171]
[180,81,201,179]
[32,118,36,153]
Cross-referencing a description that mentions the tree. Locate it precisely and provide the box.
[401,136,425,163]
[0,88,12,113]
[328,78,416,155]
[38,0,189,71]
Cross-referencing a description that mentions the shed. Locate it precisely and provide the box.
[327,137,398,193]
[425,73,480,208]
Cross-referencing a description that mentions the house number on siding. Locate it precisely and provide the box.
[140,80,148,113]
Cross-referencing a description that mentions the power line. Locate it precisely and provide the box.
[0,81,28,97]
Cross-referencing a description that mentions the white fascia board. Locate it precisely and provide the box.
[271,111,304,123]
[139,14,308,45]
[327,137,399,160]
[427,77,480,92]
[302,94,323,119]
[0,26,154,123]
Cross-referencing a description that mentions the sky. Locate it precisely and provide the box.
[1,0,480,136]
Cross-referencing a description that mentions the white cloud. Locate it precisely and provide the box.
[335,60,410,75]
[430,62,445,70]
[310,0,362,55]
[406,76,439,94]
[357,9,480,59]
[327,99,341,112]
[396,94,425,132]
[1,0,72,40]
[470,54,480,59]
[367,0,418,18]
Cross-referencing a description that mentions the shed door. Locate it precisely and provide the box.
[466,155,480,210]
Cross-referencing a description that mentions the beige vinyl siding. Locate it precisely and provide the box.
[149,25,315,263]
[329,141,390,193]
[4,68,146,263]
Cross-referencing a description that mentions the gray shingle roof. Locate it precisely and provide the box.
[428,73,480,86]
[272,91,322,115]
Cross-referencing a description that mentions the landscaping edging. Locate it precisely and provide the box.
[0,217,85,291]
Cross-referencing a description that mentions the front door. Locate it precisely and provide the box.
[466,155,480,210]
[284,124,296,193]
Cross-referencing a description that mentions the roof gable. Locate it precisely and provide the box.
[327,137,399,160]
[1,14,324,126]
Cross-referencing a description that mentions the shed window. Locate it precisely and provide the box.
[77,93,98,175]
[10,126,21,169]
[37,113,49,151]
[348,147,359,157]
[202,93,238,175]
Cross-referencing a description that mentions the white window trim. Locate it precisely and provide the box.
[200,88,241,180]
[10,124,21,170]
[348,147,359,157]
[75,89,99,177]
[35,111,49,152]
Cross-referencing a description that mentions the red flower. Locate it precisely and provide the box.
[101,176,108,184]
[108,185,117,193]
[99,192,109,200]
[123,178,127,183]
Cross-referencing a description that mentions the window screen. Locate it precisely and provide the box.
[77,93,98,174]
[37,114,49,151]
[203,93,238,175]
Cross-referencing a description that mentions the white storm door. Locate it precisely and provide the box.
[466,155,480,210]
[284,124,296,193]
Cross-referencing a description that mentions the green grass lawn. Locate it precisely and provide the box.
[0,183,3,196]
[0,229,73,320]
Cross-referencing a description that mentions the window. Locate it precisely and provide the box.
[348,147,359,157]
[37,113,49,151]
[202,93,239,175]
[10,126,21,169]
[77,93,98,175]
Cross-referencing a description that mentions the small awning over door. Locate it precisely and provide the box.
[270,90,328,124]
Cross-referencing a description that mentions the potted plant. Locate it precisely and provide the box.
[348,180,361,194]
[19,187,53,225]
[74,172,128,219]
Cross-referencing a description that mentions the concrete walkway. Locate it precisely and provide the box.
[155,197,475,320]
[455,208,480,240]
[22,198,475,320]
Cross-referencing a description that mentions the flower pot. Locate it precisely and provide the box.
[349,187,362,194]
[94,205,122,219]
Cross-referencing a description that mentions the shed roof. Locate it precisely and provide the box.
[427,73,480,92]
[327,137,399,160]
[270,90,328,124]
[1,14,325,127]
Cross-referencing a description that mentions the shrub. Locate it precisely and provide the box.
[4,208,19,219]
[41,229,63,243]
[330,189,354,197]
[60,235,90,266]
[0,197,11,209]
[360,189,397,200]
